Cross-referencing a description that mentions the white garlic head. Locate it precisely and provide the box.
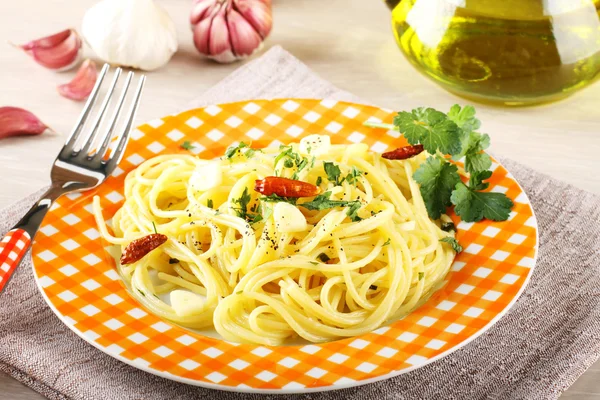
[82,0,178,71]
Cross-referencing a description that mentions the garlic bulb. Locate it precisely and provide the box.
[82,0,178,71]
[191,0,272,63]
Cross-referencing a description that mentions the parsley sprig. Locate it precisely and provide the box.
[365,104,513,224]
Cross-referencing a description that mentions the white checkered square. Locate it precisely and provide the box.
[186,116,203,129]
[348,132,365,143]
[206,372,226,383]
[425,339,446,350]
[225,116,243,128]
[60,239,79,251]
[417,316,437,327]
[39,224,58,236]
[246,128,264,140]
[473,267,493,278]
[370,141,388,153]
[508,233,527,245]
[303,111,321,122]
[147,141,165,154]
[229,359,250,370]
[256,371,277,382]
[176,335,197,345]
[481,226,501,237]
[153,346,174,357]
[306,367,327,379]
[397,332,418,342]
[166,130,185,141]
[204,105,222,116]
[436,300,456,311]
[282,100,300,112]
[356,362,377,373]
[179,360,200,371]
[342,106,360,118]
[278,357,300,368]
[286,125,303,137]
[500,273,519,284]
[126,154,144,166]
[482,290,502,301]
[464,307,484,318]
[491,250,510,261]
[328,353,349,364]
[206,129,224,141]
[243,102,260,114]
[106,191,124,203]
[455,284,475,295]
[445,323,465,334]
[405,355,428,365]
[264,114,282,125]
[376,347,398,358]
[325,121,343,134]
[103,294,123,305]
[104,319,124,330]
[59,265,78,276]
[38,250,57,262]
[202,347,223,358]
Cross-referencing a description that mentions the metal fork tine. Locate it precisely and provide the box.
[105,75,146,173]
[93,71,134,162]
[78,68,123,156]
[62,64,110,154]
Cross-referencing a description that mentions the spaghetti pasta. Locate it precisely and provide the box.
[93,135,457,345]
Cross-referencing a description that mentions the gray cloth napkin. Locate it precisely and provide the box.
[1,46,600,400]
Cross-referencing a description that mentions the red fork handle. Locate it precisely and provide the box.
[0,229,32,292]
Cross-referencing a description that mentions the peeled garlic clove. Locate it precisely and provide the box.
[170,290,204,317]
[191,0,273,63]
[0,107,49,140]
[16,29,82,71]
[273,202,307,233]
[190,161,223,192]
[82,0,178,71]
[57,59,98,101]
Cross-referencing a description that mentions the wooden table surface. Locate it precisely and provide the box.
[1,0,599,398]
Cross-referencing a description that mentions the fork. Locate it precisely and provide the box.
[0,64,146,293]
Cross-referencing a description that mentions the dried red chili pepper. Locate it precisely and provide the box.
[382,144,425,160]
[120,233,168,265]
[254,176,321,198]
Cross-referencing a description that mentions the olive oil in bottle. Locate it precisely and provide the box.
[390,0,600,105]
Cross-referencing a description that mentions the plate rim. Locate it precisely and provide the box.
[31,98,539,394]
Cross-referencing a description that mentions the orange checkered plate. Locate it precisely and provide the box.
[31,99,538,393]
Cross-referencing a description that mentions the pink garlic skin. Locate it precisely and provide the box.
[57,59,98,101]
[17,29,83,71]
[190,0,272,63]
[0,107,48,140]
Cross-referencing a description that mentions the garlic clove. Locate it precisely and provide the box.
[57,59,98,101]
[0,107,49,140]
[16,29,82,71]
[190,0,218,25]
[208,5,237,64]
[82,0,178,71]
[228,9,263,58]
[234,0,272,39]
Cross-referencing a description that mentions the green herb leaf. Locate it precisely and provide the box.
[393,108,461,155]
[447,104,481,133]
[441,221,456,232]
[323,162,342,185]
[418,272,425,280]
[316,176,323,186]
[261,194,298,205]
[383,238,391,246]
[232,187,252,220]
[345,166,364,186]
[137,289,145,297]
[440,237,463,253]
[346,201,362,222]
[300,191,359,211]
[317,253,331,263]
[207,199,214,209]
[180,141,195,151]
[451,181,513,222]
[413,155,461,219]
[309,261,319,265]
[225,142,250,160]
[152,221,158,234]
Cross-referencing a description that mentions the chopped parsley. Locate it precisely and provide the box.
[207,199,214,209]
[260,194,298,205]
[440,237,463,253]
[275,145,309,179]
[316,176,323,186]
[309,261,319,265]
[180,141,195,151]
[383,238,391,246]
[224,142,260,160]
[151,221,157,234]
[418,272,425,280]
[231,187,263,223]
[323,162,343,185]
[345,167,364,186]
[346,202,363,222]
[300,191,359,212]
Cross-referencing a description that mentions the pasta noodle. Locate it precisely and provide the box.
[93,135,457,345]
